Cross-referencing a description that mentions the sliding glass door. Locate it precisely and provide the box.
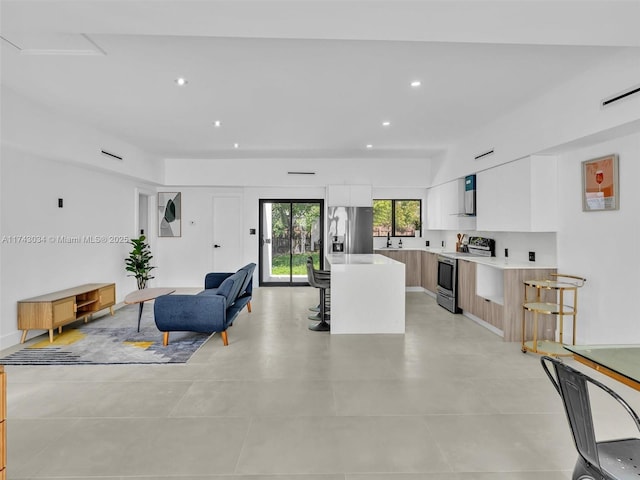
[259,199,324,286]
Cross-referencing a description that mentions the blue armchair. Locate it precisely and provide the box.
[154,263,256,346]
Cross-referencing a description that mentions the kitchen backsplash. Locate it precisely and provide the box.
[374,231,557,265]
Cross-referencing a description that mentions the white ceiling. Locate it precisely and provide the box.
[1,0,638,160]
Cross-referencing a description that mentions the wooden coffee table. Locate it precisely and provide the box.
[124,288,176,332]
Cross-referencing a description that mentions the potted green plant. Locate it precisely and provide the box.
[413,219,421,237]
[125,235,156,289]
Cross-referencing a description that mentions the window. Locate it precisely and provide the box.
[373,199,422,237]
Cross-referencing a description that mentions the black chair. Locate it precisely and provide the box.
[306,259,330,332]
[541,356,640,479]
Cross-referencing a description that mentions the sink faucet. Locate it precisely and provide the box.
[386,233,392,248]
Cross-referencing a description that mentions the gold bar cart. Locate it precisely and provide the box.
[521,274,586,356]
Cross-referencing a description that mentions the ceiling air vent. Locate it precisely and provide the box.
[474,149,494,160]
[287,171,316,175]
[101,149,123,161]
[601,84,640,108]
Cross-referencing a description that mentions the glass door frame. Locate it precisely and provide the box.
[258,198,325,287]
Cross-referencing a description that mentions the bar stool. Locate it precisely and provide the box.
[307,257,330,315]
[306,259,330,332]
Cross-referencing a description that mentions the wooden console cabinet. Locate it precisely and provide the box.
[18,283,116,343]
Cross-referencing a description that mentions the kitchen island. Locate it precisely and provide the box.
[326,253,405,334]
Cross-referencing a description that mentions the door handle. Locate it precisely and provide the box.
[213,244,221,248]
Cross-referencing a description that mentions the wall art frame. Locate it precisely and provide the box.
[582,154,619,212]
[158,192,182,237]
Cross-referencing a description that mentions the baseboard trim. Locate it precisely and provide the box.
[462,311,504,338]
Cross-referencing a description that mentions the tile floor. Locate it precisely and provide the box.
[4,287,640,479]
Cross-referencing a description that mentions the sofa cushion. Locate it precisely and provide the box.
[236,263,256,297]
[204,272,233,290]
[216,271,246,306]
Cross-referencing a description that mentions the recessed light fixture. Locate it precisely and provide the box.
[213,120,222,127]
[175,77,188,86]
[366,144,373,149]
[382,121,391,127]
[233,143,239,149]
[410,80,421,87]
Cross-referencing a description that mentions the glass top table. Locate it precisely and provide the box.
[563,344,640,391]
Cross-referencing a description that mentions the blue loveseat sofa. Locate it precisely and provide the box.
[154,263,256,346]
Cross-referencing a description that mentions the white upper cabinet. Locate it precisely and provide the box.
[327,185,372,207]
[426,180,462,230]
[476,155,558,232]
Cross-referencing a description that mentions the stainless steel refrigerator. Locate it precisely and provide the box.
[327,206,373,254]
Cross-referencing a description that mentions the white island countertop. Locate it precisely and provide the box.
[327,253,403,265]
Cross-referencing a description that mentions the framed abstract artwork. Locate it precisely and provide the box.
[158,192,182,237]
[582,154,619,212]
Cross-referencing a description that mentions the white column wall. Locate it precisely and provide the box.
[556,131,640,344]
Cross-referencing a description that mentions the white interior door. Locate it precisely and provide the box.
[212,196,243,272]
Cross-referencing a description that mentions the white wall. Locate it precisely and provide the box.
[2,86,164,185]
[153,187,244,288]
[0,146,153,347]
[556,131,640,344]
[430,48,640,186]
[152,185,327,290]
[164,157,431,187]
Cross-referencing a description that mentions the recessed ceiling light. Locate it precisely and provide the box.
[233,143,239,149]
[382,121,391,127]
[410,80,421,87]
[175,77,188,86]
[366,144,373,149]
[213,120,222,127]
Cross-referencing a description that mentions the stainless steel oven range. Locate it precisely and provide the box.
[436,254,460,313]
[436,236,495,314]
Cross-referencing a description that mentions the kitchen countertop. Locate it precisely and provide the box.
[375,248,556,270]
[375,247,445,254]
[327,253,403,265]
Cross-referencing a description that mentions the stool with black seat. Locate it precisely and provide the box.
[306,259,330,332]
[541,355,640,480]
[307,256,330,316]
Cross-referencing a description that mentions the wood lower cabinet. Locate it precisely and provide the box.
[375,250,422,287]
[376,250,439,292]
[1,365,5,479]
[503,268,557,342]
[421,251,437,293]
[457,259,479,314]
[457,261,556,341]
[18,283,116,343]
[480,298,504,330]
